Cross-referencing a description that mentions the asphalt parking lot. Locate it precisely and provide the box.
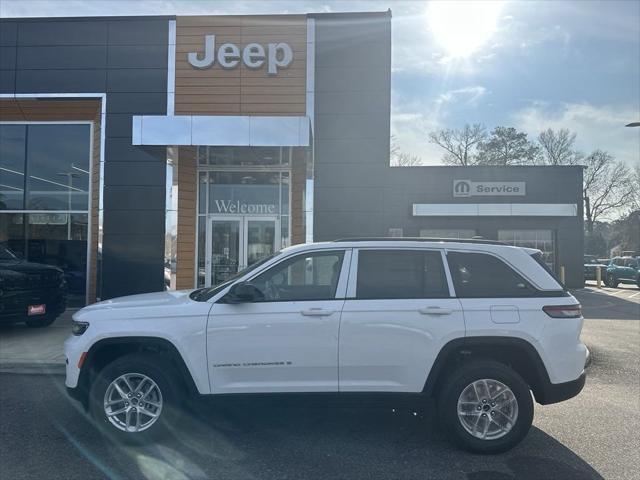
[0,289,638,480]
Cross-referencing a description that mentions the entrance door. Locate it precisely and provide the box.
[205,216,279,287]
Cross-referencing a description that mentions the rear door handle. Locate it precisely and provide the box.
[418,307,453,315]
[301,308,335,316]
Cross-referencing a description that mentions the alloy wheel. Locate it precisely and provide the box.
[456,378,519,441]
[103,373,163,433]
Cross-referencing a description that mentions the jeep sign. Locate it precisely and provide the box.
[453,180,526,197]
[188,35,293,74]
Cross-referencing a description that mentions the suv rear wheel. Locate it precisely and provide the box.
[438,360,533,454]
[605,275,619,288]
[89,353,182,442]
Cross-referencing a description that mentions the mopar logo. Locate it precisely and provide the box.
[453,180,471,197]
[453,180,526,197]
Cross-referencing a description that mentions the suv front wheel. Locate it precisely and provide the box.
[438,360,534,454]
[89,353,182,442]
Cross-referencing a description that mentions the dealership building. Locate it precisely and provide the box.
[0,11,584,305]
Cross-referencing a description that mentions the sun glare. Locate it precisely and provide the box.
[428,1,505,58]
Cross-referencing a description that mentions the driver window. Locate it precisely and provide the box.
[250,251,345,302]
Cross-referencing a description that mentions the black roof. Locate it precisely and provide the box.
[333,237,506,246]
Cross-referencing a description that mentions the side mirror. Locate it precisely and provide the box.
[224,282,263,303]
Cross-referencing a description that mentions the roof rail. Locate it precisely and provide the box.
[332,237,506,245]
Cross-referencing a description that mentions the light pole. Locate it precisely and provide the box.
[56,171,80,240]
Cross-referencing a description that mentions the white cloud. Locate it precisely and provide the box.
[391,85,488,165]
[436,86,487,106]
[514,101,640,166]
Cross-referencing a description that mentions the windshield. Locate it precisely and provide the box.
[0,245,18,261]
[190,251,281,302]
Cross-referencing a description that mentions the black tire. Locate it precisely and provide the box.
[25,316,56,328]
[437,360,534,454]
[605,275,619,288]
[89,353,183,442]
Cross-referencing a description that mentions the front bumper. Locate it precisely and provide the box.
[535,370,586,405]
[0,288,66,324]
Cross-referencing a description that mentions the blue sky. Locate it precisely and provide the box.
[2,0,639,166]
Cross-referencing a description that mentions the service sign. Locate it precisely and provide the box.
[453,180,526,197]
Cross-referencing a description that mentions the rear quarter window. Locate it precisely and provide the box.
[447,251,539,298]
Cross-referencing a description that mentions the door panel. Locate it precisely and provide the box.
[208,300,344,393]
[339,248,464,392]
[339,298,465,392]
[207,249,350,394]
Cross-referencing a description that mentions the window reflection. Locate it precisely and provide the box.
[0,123,91,306]
[25,125,91,211]
[0,124,91,211]
[0,125,26,210]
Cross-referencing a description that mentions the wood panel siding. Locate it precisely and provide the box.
[0,98,100,121]
[291,148,307,245]
[175,147,197,290]
[88,109,101,303]
[175,15,307,116]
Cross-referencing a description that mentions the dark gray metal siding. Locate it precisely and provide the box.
[310,12,583,287]
[0,17,169,299]
[312,11,393,238]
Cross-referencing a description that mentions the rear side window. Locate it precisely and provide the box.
[447,252,536,298]
[356,250,449,299]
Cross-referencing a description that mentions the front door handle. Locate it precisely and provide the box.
[301,308,335,316]
[418,306,453,315]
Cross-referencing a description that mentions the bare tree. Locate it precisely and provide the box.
[631,164,640,211]
[390,134,400,161]
[392,152,423,167]
[583,150,635,233]
[537,128,582,165]
[389,135,423,166]
[476,127,540,166]
[428,123,486,166]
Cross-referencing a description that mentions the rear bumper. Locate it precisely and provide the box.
[535,370,586,405]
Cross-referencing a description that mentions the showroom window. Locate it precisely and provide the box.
[356,250,449,299]
[0,123,91,306]
[498,230,556,271]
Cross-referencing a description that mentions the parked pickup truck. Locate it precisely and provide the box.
[0,244,67,327]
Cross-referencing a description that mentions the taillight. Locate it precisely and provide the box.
[543,304,582,318]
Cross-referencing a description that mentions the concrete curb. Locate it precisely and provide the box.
[0,362,65,376]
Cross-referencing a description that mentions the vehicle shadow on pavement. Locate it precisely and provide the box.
[1,373,604,480]
[73,396,605,479]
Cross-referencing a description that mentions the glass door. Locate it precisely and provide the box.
[205,216,280,287]
[245,218,279,269]
[206,217,242,287]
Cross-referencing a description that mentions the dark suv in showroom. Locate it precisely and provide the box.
[0,244,67,327]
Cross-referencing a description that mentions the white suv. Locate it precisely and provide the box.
[65,239,587,453]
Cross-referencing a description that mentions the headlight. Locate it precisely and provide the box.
[71,320,89,336]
